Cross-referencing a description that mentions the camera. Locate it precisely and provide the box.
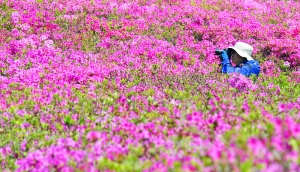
[215,49,224,55]
[214,48,232,59]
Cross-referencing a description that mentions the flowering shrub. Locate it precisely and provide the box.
[0,0,300,171]
[260,60,281,77]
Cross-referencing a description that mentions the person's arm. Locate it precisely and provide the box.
[220,50,241,74]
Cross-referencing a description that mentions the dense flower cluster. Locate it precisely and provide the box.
[0,0,300,171]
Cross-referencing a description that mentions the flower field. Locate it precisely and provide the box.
[0,0,300,171]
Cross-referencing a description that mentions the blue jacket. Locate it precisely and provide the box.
[221,51,260,77]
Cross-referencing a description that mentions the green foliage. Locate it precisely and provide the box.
[174,90,190,101]
[64,114,75,127]
[143,88,156,96]
[81,31,100,52]
[240,160,253,172]
[289,139,299,152]
[260,72,300,102]
[96,147,151,172]
[0,1,13,30]
[161,26,177,45]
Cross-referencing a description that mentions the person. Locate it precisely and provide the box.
[220,42,260,77]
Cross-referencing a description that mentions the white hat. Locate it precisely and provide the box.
[229,42,254,61]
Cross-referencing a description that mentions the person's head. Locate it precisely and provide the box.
[231,50,247,65]
[229,42,254,65]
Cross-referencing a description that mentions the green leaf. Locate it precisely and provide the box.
[240,160,253,172]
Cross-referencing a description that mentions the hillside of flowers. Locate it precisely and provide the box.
[0,0,300,171]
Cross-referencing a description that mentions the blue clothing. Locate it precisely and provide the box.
[221,51,260,77]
